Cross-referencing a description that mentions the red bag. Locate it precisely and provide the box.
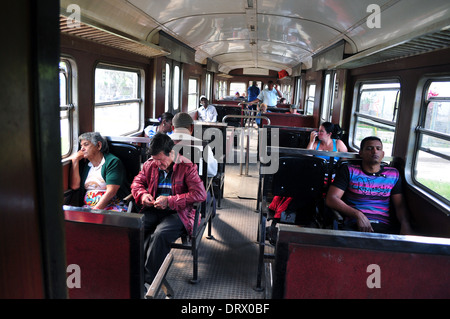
[278,69,289,79]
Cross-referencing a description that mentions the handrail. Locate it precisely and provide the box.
[222,115,270,176]
[105,135,151,144]
[267,146,394,162]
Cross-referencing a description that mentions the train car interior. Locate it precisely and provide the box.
[1,0,450,301]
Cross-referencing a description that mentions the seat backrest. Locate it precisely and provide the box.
[261,154,328,225]
[266,126,315,150]
[271,155,328,200]
[64,206,144,299]
[274,226,450,299]
[214,105,243,126]
[108,142,141,185]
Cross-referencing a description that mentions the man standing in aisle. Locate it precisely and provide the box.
[249,80,282,108]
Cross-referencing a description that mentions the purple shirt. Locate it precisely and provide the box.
[332,164,401,225]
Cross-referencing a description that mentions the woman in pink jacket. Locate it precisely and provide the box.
[131,132,206,285]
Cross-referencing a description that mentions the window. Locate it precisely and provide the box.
[414,80,450,203]
[230,82,246,97]
[352,81,400,156]
[188,78,199,111]
[217,80,227,100]
[60,59,77,158]
[94,64,142,136]
[321,71,337,123]
[281,84,292,104]
[173,65,180,111]
[305,83,316,116]
[294,77,302,109]
[165,63,171,112]
[206,73,212,101]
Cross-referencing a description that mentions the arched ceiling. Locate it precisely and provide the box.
[60,0,450,73]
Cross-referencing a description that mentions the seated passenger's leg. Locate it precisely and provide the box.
[144,212,185,284]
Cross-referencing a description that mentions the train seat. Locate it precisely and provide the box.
[108,141,141,185]
[196,124,227,207]
[255,153,328,290]
[107,141,142,212]
[170,140,215,283]
[64,206,174,299]
[273,226,450,299]
[214,104,243,127]
[265,126,316,149]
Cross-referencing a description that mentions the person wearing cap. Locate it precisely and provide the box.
[197,97,218,122]
[170,112,218,178]
[249,80,282,108]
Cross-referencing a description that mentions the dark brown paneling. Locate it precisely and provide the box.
[1,0,66,298]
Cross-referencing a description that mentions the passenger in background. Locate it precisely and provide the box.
[326,136,413,235]
[198,96,218,122]
[287,104,301,115]
[247,81,260,103]
[307,122,348,162]
[131,132,207,286]
[171,112,218,219]
[279,97,288,104]
[249,80,282,108]
[144,112,174,138]
[170,112,218,178]
[247,81,261,117]
[256,103,270,127]
[70,132,129,212]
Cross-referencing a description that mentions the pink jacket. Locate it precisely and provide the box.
[131,155,207,236]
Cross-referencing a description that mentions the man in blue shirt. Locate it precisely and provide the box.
[249,80,283,107]
[247,81,260,103]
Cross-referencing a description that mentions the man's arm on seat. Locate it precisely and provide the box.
[391,193,413,235]
[326,185,374,233]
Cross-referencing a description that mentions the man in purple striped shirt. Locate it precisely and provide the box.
[326,136,413,234]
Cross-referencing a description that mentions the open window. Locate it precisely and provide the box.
[351,81,401,156]
[94,64,143,136]
[413,79,450,205]
[59,58,78,158]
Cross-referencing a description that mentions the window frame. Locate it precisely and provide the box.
[411,77,450,208]
[188,77,199,111]
[164,62,171,112]
[60,57,78,159]
[305,82,316,116]
[173,64,181,112]
[294,77,302,109]
[320,71,337,123]
[229,82,247,97]
[94,63,144,136]
[349,79,401,156]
